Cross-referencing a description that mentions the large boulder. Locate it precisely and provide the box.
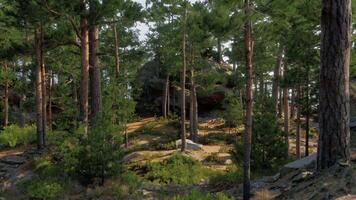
[0,156,26,165]
[175,139,203,151]
[280,154,316,176]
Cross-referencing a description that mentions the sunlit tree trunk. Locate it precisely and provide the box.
[305,68,310,156]
[162,75,169,118]
[180,5,187,152]
[243,0,253,198]
[317,0,351,170]
[35,28,44,149]
[40,24,46,146]
[79,4,89,133]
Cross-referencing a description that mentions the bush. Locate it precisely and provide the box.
[144,153,217,185]
[20,178,63,200]
[235,96,288,172]
[173,189,232,200]
[209,165,243,187]
[0,124,36,148]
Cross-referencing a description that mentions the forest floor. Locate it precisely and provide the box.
[0,116,355,199]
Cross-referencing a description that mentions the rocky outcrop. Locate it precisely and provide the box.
[175,139,203,151]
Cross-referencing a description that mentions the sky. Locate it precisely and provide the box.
[132,0,201,41]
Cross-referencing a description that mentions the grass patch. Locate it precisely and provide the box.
[144,153,218,185]
[199,132,236,145]
[173,189,232,200]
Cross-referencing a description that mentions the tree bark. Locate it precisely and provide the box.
[305,68,310,156]
[272,53,282,115]
[113,23,120,77]
[243,0,253,198]
[290,87,296,120]
[48,70,53,131]
[40,24,46,146]
[79,5,89,133]
[35,28,45,150]
[180,5,187,152]
[162,75,169,118]
[317,0,351,170]
[283,65,289,153]
[89,19,102,125]
[296,85,301,159]
[3,62,9,127]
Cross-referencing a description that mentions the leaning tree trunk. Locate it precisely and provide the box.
[272,53,282,115]
[35,28,45,150]
[180,5,187,152]
[3,62,9,127]
[243,0,253,198]
[317,0,351,170]
[79,8,90,134]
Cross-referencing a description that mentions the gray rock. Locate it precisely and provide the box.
[0,156,26,165]
[292,171,314,183]
[176,139,203,151]
[280,154,316,176]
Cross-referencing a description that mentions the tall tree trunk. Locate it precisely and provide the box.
[278,87,283,118]
[79,8,89,133]
[48,70,53,131]
[290,87,296,120]
[89,20,102,125]
[35,28,44,150]
[283,65,289,154]
[3,62,9,127]
[272,53,282,115]
[167,82,170,115]
[296,85,301,159]
[317,0,351,170]
[113,23,120,77]
[192,75,198,142]
[305,83,310,157]
[243,0,253,198]
[162,75,169,118]
[180,5,187,152]
[40,24,46,145]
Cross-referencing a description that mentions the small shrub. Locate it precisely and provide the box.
[0,124,36,148]
[144,153,217,185]
[173,189,232,200]
[209,165,243,187]
[20,178,63,200]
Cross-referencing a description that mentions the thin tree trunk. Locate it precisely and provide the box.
[167,82,170,116]
[162,75,169,118]
[317,0,351,170]
[35,28,44,150]
[180,5,187,152]
[113,23,120,77]
[40,24,46,145]
[48,70,53,131]
[243,0,253,198]
[79,7,89,133]
[125,124,129,148]
[278,87,283,118]
[290,87,295,120]
[189,70,194,140]
[272,53,282,115]
[305,83,310,157]
[296,85,301,159]
[89,20,102,125]
[192,78,198,142]
[283,65,289,154]
[3,62,9,127]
